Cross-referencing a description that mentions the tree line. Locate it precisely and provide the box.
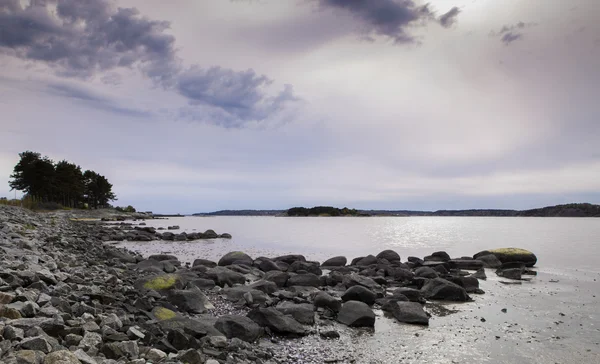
[8,151,116,209]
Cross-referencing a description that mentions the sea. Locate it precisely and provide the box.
[115,216,600,364]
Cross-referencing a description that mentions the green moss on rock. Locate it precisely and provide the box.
[153,307,177,321]
[143,275,178,290]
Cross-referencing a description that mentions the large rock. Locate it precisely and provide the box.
[275,302,315,325]
[205,267,246,287]
[414,266,438,279]
[322,256,347,267]
[391,288,425,303]
[218,251,253,266]
[421,278,470,302]
[263,271,289,288]
[376,250,401,263]
[341,286,377,305]
[273,254,306,265]
[214,315,262,343]
[475,254,502,268]
[474,248,537,267]
[100,341,139,360]
[448,259,484,270]
[313,291,342,312]
[337,301,375,327]
[286,273,320,288]
[167,289,214,313]
[135,274,185,292]
[342,273,381,291]
[355,255,378,266]
[384,301,429,325]
[247,307,307,336]
[44,350,81,364]
[424,251,451,262]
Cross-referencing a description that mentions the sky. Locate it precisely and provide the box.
[1,0,599,214]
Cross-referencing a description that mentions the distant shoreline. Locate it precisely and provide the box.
[190,203,600,218]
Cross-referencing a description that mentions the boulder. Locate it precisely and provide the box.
[448,259,484,270]
[313,291,342,312]
[322,256,347,267]
[376,250,401,263]
[263,271,289,288]
[273,254,306,265]
[223,287,268,304]
[250,280,278,295]
[214,315,262,342]
[474,248,537,267]
[414,266,438,279]
[336,301,375,327]
[342,273,381,291]
[218,251,253,266]
[192,259,217,268]
[205,267,246,287]
[167,289,214,313]
[20,336,52,354]
[44,350,81,364]
[275,302,315,325]
[100,341,139,360]
[424,251,451,262]
[497,268,522,280]
[135,274,185,292]
[247,307,307,336]
[384,301,429,325]
[421,278,470,302]
[256,257,282,272]
[286,273,321,288]
[341,286,377,305]
[288,261,322,276]
[355,255,378,266]
[391,288,426,303]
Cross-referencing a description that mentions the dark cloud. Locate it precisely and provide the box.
[46,81,151,117]
[490,21,537,45]
[314,0,436,43]
[439,7,460,28]
[0,0,299,126]
[177,66,299,127]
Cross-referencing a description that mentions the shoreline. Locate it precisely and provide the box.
[1,206,598,364]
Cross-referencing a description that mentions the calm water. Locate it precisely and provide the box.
[115,216,600,363]
[122,216,600,272]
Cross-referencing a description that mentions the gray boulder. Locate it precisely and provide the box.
[341,286,376,305]
[167,289,213,313]
[384,301,429,325]
[336,301,375,327]
[247,307,307,336]
[421,278,470,301]
[275,302,315,325]
[218,252,253,266]
[214,315,262,343]
[313,291,342,312]
[376,250,401,262]
[322,256,347,267]
[287,273,321,288]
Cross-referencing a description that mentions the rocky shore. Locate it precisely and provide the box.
[0,205,539,364]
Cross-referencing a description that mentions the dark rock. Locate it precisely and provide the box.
[44,350,81,364]
[192,259,217,268]
[421,278,470,301]
[342,273,381,291]
[474,254,502,268]
[497,268,522,280]
[188,278,216,290]
[376,250,401,262]
[474,248,537,267]
[355,255,378,266]
[286,273,321,288]
[384,301,429,325]
[214,315,262,343]
[319,330,340,339]
[263,271,289,288]
[167,289,213,313]
[275,302,315,325]
[273,254,306,265]
[250,280,278,295]
[313,291,342,312]
[392,288,426,303]
[101,340,139,359]
[288,261,322,276]
[149,254,178,261]
[322,256,347,267]
[336,301,375,327]
[414,266,439,279]
[206,267,246,287]
[448,259,484,270]
[247,307,307,336]
[20,336,52,353]
[218,251,253,266]
[256,257,282,272]
[341,286,377,305]
[469,268,487,280]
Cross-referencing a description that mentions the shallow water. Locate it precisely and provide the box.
[115,216,600,363]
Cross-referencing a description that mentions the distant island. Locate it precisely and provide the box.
[192,203,600,217]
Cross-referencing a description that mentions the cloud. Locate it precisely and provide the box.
[439,7,460,28]
[0,0,299,127]
[490,21,537,45]
[314,0,436,43]
[45,81,151,117]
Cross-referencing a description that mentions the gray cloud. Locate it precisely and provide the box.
[439,7,460,28]
[0,0,299,126]
[490,21,537,45]
[46,81,152,117]
[314,0,435,43]
[176,66,299,127]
